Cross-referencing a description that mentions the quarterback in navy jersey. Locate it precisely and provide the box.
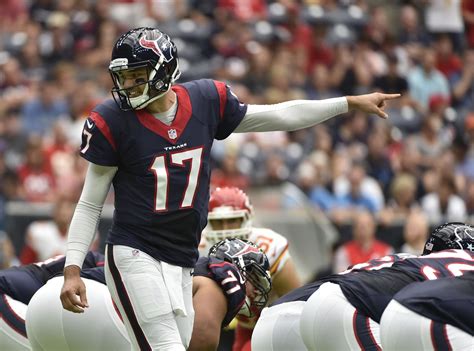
[299,222,474,351]
[60,26,400,350]
[381,270,474,350]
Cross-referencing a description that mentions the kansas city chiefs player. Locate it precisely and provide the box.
[202,187,302,350]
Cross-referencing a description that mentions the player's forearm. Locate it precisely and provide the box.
[64,163,117,269]
[234,97,348,133]
[64,200,103,268]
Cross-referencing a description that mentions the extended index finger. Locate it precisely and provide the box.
[380,93,401,100]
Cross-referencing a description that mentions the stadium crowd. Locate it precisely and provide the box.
[1,0,474,264]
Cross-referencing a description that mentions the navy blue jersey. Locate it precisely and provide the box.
[0,251,104,304]
[271,254,413,306]
[394,272,474,335]
[193,256,246,326]
[80,266,106,285]
[80,80,247,267]
[339,249,474,323]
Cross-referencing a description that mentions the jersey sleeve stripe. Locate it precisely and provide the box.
[90,111,117,151]
[270,245,289,275]
[213,80,227,120]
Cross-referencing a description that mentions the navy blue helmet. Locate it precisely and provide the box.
[208,238,272,309]
[109,27,181,111]
[423,222,474,255]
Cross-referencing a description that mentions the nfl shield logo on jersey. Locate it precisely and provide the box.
[168,129,177,139]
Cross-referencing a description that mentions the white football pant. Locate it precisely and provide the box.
[26,276,130,351]
[252,301,307,351]
[380,300,474,351]
[300,282,381,351]
[105,245,194,351]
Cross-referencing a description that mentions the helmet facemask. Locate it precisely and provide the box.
[206,207,253,244]
[206,187,254,245]
[109,57,179,111]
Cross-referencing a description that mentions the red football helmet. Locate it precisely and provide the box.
[206,187,254,244]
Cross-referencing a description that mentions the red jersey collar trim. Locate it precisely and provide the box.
[134,85,192,144]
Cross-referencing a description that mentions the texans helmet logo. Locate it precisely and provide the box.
[139,36,173,63]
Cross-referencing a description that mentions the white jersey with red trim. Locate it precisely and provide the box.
[248,227,290,276]
[199,227,291,276]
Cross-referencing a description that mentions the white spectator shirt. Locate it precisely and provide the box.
[26,221,67,261]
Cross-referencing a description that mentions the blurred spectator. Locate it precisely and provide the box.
[0,0,28,30]
[434,34,462,84]
[0,109,28,170]
[20,79,69,136]
[366,126,394,195]
[400,210,429,255]
[379,173,420,226]
[374,53,408,95]
[0,230,18,268]
[452,49,474,111]
[365,5,391,50]
[308,166,336,213]
[260,151,290,186]
[412,114,451,170]
[305,64,340,100]
[0,57,34,115]
[39,11,75,65]
[20,197,75,264]
[211,151,250,191]
[216,0,267,23]
[465,180,474,216]
[306,24,334,74]
[420,174,467,222]
[332,160,384,223]
[144,0,189,24]
[333,210,394,273]
[407,47,450,112]
[399,4,430,48]
[423,0,464,53]
[243,44,272,95]
[17,136,55,202]
[462,0,474,48]
[455,115,474,181]
[19,197,100,264]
